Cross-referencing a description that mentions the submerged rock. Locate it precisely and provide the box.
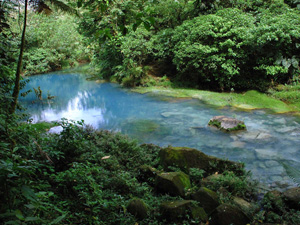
[161,111,183,118]
[155,171,191,197]
[208,116,246,132]
[159,146,244,175]
[160,200,207,222]
[238,131,272,141]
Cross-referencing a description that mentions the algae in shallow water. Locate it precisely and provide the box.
[132,87,298,113]
[121,119,170,140]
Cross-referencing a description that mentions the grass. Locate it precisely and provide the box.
[132,86,300,114]
[20,121,57,133]
[268,84,300,111]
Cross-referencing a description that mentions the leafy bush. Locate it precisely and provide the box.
[172,8,256,90]
[205,171,257,200]
[11,12,90,75]
[251,7,300,84]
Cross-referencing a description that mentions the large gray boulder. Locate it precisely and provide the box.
[208,116,246,132]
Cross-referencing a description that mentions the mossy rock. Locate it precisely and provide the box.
[209,203,250,225]
[155,171,191,197]
[160,200,207,222]
[136,165,159,184]
[159,146,244,175]
[190,187,220,215]
[127,198,148,220]
[208,116,246,132]
[232,196,258,218]
[283,187,300,209]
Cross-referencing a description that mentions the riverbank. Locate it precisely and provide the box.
[3,120,300,224]
[132,86,300,115]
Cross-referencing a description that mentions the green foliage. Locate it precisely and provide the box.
[11,12,90,75]
[205,171,257,200]
[251,6,300,83]
[268,83,300,108]
[172,8,255,90]
[78,0,300,92]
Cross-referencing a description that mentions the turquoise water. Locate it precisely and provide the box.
[21,73,300,190]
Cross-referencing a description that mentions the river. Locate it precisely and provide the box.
[21,73,300,190]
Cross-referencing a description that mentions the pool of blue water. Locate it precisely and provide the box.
[21,73,300,190]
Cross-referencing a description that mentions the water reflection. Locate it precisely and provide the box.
[20,73,300,190]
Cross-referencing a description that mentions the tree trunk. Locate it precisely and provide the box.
[10,0,28,114]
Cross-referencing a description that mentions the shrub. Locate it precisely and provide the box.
[13,12,90,75]
[172,8,255,90]
[251,7,300,85]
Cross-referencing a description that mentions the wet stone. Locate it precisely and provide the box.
[161,112,184,118]
[255,149,278,160]
[230,141,246,148]
[265,160,281,168]
[270,176,284,183]
[276,126,298,133]
[273,118,286,124]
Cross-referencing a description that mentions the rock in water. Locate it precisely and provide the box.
[208,116,246,132]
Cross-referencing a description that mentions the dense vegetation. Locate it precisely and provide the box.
[77,0,300,92]
[13,12,90,75]
[1,0,300,224]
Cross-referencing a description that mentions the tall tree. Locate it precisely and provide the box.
[9,0,28,114]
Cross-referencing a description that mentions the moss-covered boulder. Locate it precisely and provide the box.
[283,187,300,209]
[159,146,244,174]
[190,187,220,215]
[136,165,159,184]
[208,116,246,132]
[209,204,250,225]
[232,196,258,218]
[160,200,207,222]
[155,171,191,197]
[127,198,148,220]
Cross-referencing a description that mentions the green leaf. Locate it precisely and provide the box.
[143,21,150,31]
[21,185,37,201]
[25,217,40,222]
[49,213,67,225]
[15,209,25,221]
[148,17,155,25]
[282,58,291,68]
